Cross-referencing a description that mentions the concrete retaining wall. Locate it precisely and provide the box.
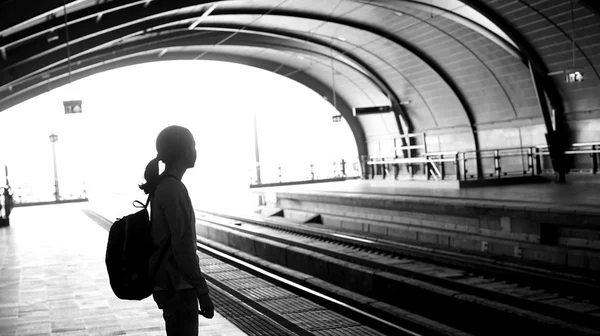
[268,192,600,272]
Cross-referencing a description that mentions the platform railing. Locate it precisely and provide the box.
[366,142,600,181]
[249,159,362,186]
[535,142,600,174]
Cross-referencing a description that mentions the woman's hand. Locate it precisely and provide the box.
[198,293,214,319]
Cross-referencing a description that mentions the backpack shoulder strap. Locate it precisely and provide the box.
[134,173,178,209]
[147,173,177,281]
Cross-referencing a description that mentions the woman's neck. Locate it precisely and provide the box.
[163,165,186,181]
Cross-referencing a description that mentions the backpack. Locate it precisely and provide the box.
[105,177,172,300]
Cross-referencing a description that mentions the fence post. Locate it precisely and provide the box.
[425,155,431,181]
[360,155,369,179]
[461,152,468,180]
[494,150,501,178]
[592,145,598,175]
[278,164,282,183]
[455,153,461,181]
[535,147,542,174]
[528,147,534,176]
[332,160,337,177]
[440,155,446,180]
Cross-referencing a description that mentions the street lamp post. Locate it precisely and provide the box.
[49,133,60,202]
[252,110,262,185]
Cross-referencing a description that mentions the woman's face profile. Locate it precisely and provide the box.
[186,138,197,168]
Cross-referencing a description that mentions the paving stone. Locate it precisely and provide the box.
[0,204,249,336]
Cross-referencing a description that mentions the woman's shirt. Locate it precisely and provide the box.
[149,176,209,296]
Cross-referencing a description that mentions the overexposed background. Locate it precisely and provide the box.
[0,60,357,210]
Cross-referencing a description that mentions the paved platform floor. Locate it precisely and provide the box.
[259,176,600,209]
[0,203,247,336]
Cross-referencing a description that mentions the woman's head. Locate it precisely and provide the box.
[139,125,196,194]
[156,125,196,168]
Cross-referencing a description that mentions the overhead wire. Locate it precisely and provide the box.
[62,0,73,84]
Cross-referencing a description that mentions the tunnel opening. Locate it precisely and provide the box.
[0,60,358,212]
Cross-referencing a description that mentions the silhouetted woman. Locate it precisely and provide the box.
[140,125,214,336]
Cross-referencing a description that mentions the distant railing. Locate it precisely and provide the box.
[535,142,600,174]
[249,159,362,186]
[366,142,600,181]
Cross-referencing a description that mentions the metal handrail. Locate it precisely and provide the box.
[461,146,530,154]
[538,149,600,155]
[366,141,599,181]
[396,144,426,150]
[423,151,458,156]
[250,159,361,186]
[537,142,600,149]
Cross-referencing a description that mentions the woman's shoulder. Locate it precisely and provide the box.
[155,176,185,197]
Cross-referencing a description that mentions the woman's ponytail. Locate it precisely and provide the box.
[139,157,160,194]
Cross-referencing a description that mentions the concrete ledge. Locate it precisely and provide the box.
[459,175,548,188]
[271,192,600,272]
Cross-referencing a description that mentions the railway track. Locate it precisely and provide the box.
[195,209,600,336]
[83,207,436,336]
[196,242,435,336]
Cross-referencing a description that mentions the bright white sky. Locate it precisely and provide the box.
[0,60,356,209]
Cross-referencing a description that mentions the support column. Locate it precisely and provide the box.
[529,62,567,183]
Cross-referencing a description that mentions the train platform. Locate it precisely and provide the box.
[254,176,600,212]
[0,202,395,336]
[0,202,247,336]
[251,178,600,273]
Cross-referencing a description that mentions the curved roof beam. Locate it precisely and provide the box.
[0,0,521,59]
[0,0,151,49]
[380,0,521,58]
[0,0,92,36]
[148,20,437,128]
[0,9,381,101]
[1,2,472,134]
[459,0,565,116]
[1,26,391,113]
[0,4,415,133]
[216,8,476,136]
[0,29,383,105]
[362,3,519,119]
[0,47,368,157]
[3,1,534,134]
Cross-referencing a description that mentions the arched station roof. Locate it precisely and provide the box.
[1,0,599,157]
